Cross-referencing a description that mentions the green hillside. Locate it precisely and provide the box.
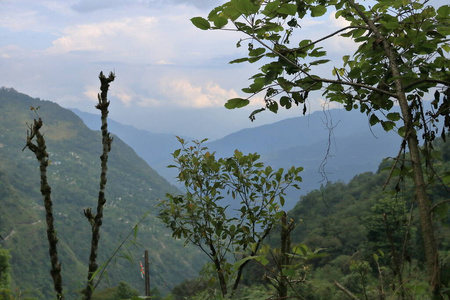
[254,139,450,299]
[0,87,204,299]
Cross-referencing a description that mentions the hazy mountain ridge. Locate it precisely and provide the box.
[0,87,204,299]
[73,106,401,209]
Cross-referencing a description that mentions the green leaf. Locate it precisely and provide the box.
[381,120,395,131]
[278,3,297,16]
[343,54,350,64]
[437,5,450,20]
[280,96,291,108]
[311,5,327,17]
[310,59,330,65]
[249,55,264,63]
[267,100,279,113]
[213,16,228,28]
[225,98,250,109]
[387,112,401,121]
[249,47,266,57]
[236,0,259,15]
[352,28,367,38]
[233,256,260,270]
[379,14,401,30]
[262,0,281,16]
[373,253,379,262]
[191,17,210,30]
[309,48,326,57]
[249,108,266,120]
[134,225,138,239]
[369,114,380,126]
[229,57,249,64]
[282,267,296,277]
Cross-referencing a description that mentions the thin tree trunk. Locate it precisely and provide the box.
[344,0,440,295]
[279,212,291,299]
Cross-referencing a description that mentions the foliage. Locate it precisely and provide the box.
[171,278,209,300]
[116,281,139,299]
[166,139,449,299]
[0,247,12,299]
[192,0,449,124]
[159,138,303,297]
[91,281,139,300]
[284,139,450,299]
[0,247,11,289]
[194,0,450,296]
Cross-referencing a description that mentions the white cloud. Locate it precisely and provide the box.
[136,97,160,107]
[329,11,351,28]
[112,87,134,106]
[0,9,40,31]
[159,77,239,108]
[47,17,158,55]
[83,86,100,103]
[0,45,23,58]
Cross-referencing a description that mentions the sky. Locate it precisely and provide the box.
[0,0,439,140]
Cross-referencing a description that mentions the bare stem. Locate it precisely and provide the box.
[82,71,115,300]
[24,117,64,300]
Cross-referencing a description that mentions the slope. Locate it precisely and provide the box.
[72,107,401,210]
[0,87,204,299]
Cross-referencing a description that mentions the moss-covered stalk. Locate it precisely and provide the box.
[82,71,115,300]
[25,117,64,300]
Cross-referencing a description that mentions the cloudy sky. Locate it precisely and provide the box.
[0,0,404,139]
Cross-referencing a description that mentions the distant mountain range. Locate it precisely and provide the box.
[72,106,401,209]
[0,87,204,299]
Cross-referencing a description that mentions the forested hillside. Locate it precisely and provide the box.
[285,139,450,298]
[170,139,450,299]
[0,87,204,299]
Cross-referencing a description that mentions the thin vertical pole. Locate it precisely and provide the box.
[144,250,150,298]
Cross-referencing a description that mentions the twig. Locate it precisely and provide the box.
[333,281,360,300]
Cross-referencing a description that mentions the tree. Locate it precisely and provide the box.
[191,0,449,296]
[158,138,303,297]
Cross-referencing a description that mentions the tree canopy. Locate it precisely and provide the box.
[159,138,303,297]
[192,0,449,297]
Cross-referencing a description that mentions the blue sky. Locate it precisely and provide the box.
[2,0,443,139]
